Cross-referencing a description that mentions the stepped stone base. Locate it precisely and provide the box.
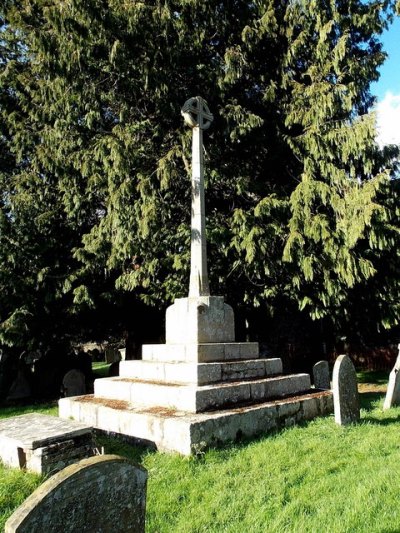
[59,390,333,455]
[93,373,312,413]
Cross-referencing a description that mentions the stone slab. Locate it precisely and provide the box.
[59,391,333,455]
[94,373,311,413]
[332,354,360,425]
[141,342,260,363]
[0,414,94,474]
[383,345,400,410]
[119,358,283,385]
[313,360,331,389]
[5,455,147,533]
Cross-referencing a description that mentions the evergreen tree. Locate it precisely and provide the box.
[0,0,398,356]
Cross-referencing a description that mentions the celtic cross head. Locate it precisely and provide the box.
[181,96,213,130]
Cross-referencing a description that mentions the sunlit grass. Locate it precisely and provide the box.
[1,373,398,532]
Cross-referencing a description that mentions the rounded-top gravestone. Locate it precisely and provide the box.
[332,354,360,425]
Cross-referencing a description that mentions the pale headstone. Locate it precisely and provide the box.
[5,455,147,533]
[313,360,330,389]
[383,344,400,410]
[332,354,360,425]
[62,369,86,397]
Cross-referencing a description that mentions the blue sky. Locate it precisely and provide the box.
[372,15,400,145]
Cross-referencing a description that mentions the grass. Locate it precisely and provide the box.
[92,361,112,379]
[1,372,399,532]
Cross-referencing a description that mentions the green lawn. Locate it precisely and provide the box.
[1,373,399,532]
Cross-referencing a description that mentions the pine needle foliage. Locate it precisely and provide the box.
[0,0,399,350]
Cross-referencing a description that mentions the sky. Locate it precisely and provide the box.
[372,16,400,146]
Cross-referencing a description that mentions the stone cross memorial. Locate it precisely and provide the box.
[165,96,235,345]
[58,96,334,455]
[313,360,330,390]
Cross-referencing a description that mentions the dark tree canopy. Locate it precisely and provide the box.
[0,0,399,356]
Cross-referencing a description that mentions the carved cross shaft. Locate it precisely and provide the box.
[181,96,214,297]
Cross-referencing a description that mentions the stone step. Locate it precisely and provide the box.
[119,358,283,385]
[141,342,259,363]
[93,373,311,413]
[59,390,333,455]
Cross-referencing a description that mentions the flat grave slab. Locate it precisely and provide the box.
[0,414,94,475]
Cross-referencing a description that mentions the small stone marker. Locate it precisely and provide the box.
[383,344,400,410]
[313,360,330,389]
[62,368,86,397]
[332,354,360,425]
[5,454,147,533]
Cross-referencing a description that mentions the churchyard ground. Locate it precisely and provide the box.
[0,372,399,533]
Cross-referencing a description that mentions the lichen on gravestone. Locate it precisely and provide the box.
[332,354,360,425]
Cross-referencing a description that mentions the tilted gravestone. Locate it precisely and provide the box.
[5,455,147,533]
[313,360,330,389]
[383,344,400,410]
[332,354,360,425]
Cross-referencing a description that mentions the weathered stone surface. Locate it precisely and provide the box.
[62,369,86,397]
[5,455,147,533]
[313,360,331,389]
[0,414,93,474]
[60,392,333,455]
[141,342,260,363]
[166,296,235,344]
[119,357,282,385]
[383,345,400,410]
[332,354,360,425]
[94,373,311,413]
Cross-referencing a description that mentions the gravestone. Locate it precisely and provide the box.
[332,354,360,425]
[62,369,86,397]
[383,344,400,410]
[313,360,330,389]
[7,369,31,401]
[5,455,147,533]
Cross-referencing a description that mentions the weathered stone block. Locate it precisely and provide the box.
[0,414,94,474]
[5,455,147,533]
[166,296,235,344]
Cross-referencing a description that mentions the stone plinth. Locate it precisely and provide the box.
[119,357,283,385]
[0,414,94,474]
[59,391,333,455]
[166,296,234,344]
[93,373,311,413]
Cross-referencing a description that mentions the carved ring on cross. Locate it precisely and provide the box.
[181,96,213,130]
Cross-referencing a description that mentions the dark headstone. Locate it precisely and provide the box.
[62,369,86,397]
[313,360,330,389]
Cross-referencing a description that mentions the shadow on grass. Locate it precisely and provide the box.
[0,400,58,419]
[359,391,385,411]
